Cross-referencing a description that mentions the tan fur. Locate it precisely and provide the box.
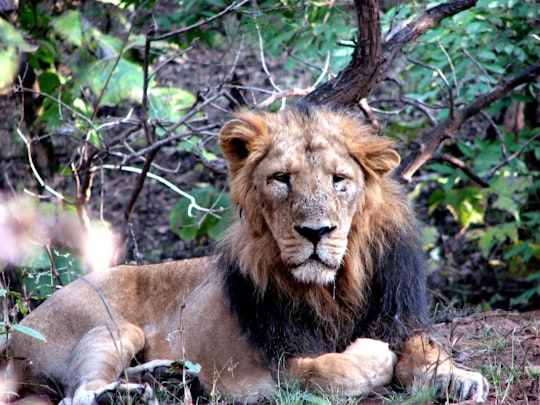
[2,107,487,404]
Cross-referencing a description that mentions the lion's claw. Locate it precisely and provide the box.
[434,368,489,403]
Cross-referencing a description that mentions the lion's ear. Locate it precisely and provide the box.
[219,114,268,175]
[366,148,401,176]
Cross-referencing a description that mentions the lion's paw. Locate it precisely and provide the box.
[66,381,158,405]
[126,359,178,382]
[433,367,489,403]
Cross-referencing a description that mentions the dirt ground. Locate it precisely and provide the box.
[437,309,539,405]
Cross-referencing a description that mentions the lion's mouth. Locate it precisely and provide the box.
[289,253,338,285]
[289,252,325,267]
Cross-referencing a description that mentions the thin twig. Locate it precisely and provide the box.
[94,164,224,219]
[481,111,508,158]
[482,132,540,182]
[438,40,460,100]
[408,57,455,118]
[123,148,159,225]
[432,152,489,187]
[150,0,250,42]
[17,128,68,202]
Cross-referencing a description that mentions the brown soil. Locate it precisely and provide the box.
[438,309,539,405]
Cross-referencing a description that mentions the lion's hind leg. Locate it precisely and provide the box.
[395,335,489,403]
[63,323,153,405]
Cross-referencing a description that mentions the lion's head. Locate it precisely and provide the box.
[219,105,406,286]
[219,104,425,358]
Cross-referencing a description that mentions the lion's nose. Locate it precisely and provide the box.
[294,225,336,245]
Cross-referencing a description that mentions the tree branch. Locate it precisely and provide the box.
[397,59,540,182]
[304,0,478,106]
[304,0,381,105]
[381,0,478,77]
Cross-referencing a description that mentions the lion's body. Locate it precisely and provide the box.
[8,258,274,402]
[3,105,488,404]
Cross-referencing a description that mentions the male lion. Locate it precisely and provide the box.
[2,104,488,404]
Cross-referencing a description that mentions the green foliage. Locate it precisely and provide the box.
[380,0,540,308]
[8,3,196,135]
[0,19,35,90]
[170,187,233,242]
[426,132,539,272]
[18,248,86,299]
[0,248,84,341]
[382,0,540,128]
[2,0,537,317]
[151,0,357,74]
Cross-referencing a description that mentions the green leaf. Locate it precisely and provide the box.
[169,188,232,242]
[478,50,497,61]
[456,141,475,158]
[442,187,486,229]
[148,87,196,134]
[77,59,144,106]
[504,243,529,260]
[11,324,47,342]
[0,18,37,52]
[38,70,62,94]
[0,49,19,91]
[428,189,445,215]
[52,10,83,47]
[493,195,520,221]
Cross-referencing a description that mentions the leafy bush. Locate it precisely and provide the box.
[1,0,538,316]
[380,0,540,308]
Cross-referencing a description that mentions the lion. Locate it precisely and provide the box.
[2,104,488,404]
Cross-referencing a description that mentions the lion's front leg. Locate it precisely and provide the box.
[395,335,489,403]
[287,338,397,396]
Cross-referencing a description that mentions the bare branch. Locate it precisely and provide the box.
[304,0,478,106]
[381,0,478,78]
[304,0,382,105]
[123,148,159,225]
[397,59,540,182]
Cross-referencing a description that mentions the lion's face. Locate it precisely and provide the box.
[220,106,400,285]
[250,130,364,284]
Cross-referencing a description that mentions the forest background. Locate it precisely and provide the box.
[0,0,539,403]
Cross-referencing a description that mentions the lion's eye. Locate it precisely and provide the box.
[333,174,347,183]
[271,172,290,185]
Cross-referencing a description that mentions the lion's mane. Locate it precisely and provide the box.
[218,104,428,371]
